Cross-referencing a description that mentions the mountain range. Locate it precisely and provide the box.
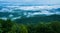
[0,5,60,20]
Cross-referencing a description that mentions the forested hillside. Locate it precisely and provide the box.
[0,19,60,33]
[15,14,60,24]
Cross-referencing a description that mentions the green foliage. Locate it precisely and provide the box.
[27,24,36,33]
[0,19,13,33]
[35,22,55,33]
[50,21,60,33]
[0,19,60,33]
[18,24,28,33]
[15,14,60,24]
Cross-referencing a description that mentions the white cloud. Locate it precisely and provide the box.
[17,5,60,10]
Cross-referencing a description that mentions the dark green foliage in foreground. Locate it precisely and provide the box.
[0,19,28,33]
[0,19,13,33]
[0,19,60,33]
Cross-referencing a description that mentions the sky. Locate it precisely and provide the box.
[0,0,60,5]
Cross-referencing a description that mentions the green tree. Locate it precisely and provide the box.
[1,19,13,33]
[35,22,55,33]
[51,21,60,33]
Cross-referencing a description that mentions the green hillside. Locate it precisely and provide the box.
[0,19,60,33]
[15,14,60,24]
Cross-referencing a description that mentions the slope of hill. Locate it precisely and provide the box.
[14,14,60,24]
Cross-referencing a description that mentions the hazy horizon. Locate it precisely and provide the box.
[0,0,60,6]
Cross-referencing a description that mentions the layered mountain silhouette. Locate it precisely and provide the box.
[0,6,60,20]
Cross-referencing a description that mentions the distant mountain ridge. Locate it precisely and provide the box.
[0,6,60,20]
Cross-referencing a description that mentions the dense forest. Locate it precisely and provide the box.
[0,14,60,33]
[15,14,60,24]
